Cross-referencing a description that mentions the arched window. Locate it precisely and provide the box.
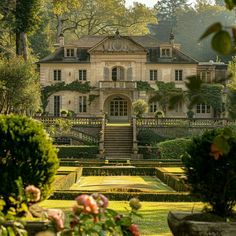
[112,66,125,81]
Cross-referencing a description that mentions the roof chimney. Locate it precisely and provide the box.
[169,31,175,46]
[59,33,64,47]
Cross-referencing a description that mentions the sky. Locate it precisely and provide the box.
[125,0,215,8]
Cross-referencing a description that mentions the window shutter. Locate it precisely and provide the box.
[48,96,54,115]
[62,70,66,81]
[75,70,79,81]
[50,69,54,82]
[127,68,133,81]
[104,67,109,80]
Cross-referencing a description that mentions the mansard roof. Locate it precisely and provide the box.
[39,34,198,64]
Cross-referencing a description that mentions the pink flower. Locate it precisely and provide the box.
[129,224,140,236]
[76,194,99,214]
[92,193,109,209]
[47,209,64,232]
[25,185,41,202]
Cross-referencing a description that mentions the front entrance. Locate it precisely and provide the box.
[108,96,129,121]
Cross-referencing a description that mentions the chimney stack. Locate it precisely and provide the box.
[59,33,64,47]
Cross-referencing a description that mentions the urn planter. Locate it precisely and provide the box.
[168,211,236,236]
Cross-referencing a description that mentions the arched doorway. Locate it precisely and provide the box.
[104,95,131,122]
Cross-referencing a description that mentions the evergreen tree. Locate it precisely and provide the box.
[154,0,189,24]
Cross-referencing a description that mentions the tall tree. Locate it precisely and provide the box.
[49,0,156,41]
[154,0,189,24]
[0,57,40,114]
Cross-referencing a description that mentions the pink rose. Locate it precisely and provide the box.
[76,194,99,214]
[25,185,41,202]
[47,209,64,232]
[129,224,140,236]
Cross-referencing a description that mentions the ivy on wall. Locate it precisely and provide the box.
[137,81,154,91]
[41,81,94,112]
[201,83,224,112]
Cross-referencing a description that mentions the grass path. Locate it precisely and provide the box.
[70,176,174,192]
[40,200,204,236]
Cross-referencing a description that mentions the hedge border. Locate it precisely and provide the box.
[53,168,83,190]
[57,146,99,158]
[49,191,198,202]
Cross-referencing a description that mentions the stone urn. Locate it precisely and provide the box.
[168,211,236,236]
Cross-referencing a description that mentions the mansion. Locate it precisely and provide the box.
[39,31,227,121]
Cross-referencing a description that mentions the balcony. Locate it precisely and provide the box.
[99,81,137,89]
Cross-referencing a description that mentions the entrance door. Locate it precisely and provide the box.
[109,97,128,121]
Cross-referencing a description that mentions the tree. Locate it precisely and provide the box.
[0,57,41,115]
[154,0,189,24]
[149,81,184,115]
[0,0,43,60]
[49,0,156,41]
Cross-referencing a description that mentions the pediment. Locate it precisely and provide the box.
[88,36,146,53]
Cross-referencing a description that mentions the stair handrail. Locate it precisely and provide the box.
[99,114,106,157]
[132,115,138,155]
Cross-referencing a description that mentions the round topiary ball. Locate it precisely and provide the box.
[0,115,59,203]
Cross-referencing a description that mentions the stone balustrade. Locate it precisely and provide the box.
[99,81,137,89]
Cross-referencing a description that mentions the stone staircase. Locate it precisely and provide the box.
[104,125,133,159]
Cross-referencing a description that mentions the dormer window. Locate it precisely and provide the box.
[65,48,76,57]
[161,48,171,57]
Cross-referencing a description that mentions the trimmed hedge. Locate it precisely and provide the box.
[50,191,198,202]
[81,167,157,176]
[138,146,160,159]
[57,145,98,158]
[53,168,83,190]
[157,138,192,159]
[155,168,189,192]
[137,129,166,145]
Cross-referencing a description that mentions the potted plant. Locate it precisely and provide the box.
[168,127,236,235]
[35,108,43,117]
[60,109,68,117]
[186,109,194,119]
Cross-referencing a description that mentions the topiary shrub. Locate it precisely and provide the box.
[157,138,192,159]
[132,99,148,118]
[182,127,236,216]
[0,115,59,207]
[137,129,166,145]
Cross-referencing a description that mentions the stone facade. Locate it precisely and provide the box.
[39,32,226,121]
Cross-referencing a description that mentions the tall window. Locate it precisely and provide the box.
[175,70,183,81]
[199,71,212,83]
[161,48,171,57]
[112,67,124,81]
[149,102,158,113]
[196,103,211,114]
[150,70,158,81]
[79,70,87,81]
[53,70,61,81]
[175,101,183,113]
[79,96,87,113]
[66,48,75,57]
[54,96,60,117]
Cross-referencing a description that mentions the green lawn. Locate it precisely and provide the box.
[69,176,174,192]
[40,200,204,236]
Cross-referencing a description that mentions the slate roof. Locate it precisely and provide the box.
[39,34,198,64]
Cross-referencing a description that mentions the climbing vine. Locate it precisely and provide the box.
[201,84,224,113]
[137,81,154,91]
[41,81,94,112]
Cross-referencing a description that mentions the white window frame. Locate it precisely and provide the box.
[79,69,87,81]
[65,48,76,57]
[161,48,171,57]
[199,71,212,83]
[196,103,211,114]
[149,102,158,113]
[175,70,183,81]
[53,69,61,81]
[150,70,158,81]
[79,96,87,113]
